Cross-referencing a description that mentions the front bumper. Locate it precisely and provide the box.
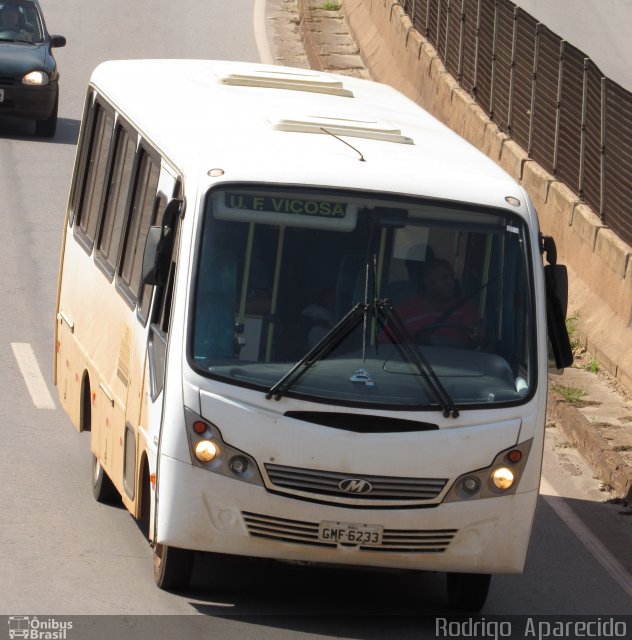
[0,80,57,120]
[156,455,538,574]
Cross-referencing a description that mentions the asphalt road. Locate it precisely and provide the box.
[0,0,631,637]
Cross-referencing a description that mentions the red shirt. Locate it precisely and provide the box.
[383,296,481,346]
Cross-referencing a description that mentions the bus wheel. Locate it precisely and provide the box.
[153,543,194,590]
[446,572,491,612]
[91,453,118,503]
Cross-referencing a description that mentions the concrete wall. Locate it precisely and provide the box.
[342,0,632,390]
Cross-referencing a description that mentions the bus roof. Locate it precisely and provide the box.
[90,59,525,210]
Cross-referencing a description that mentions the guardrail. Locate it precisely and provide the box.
[400,0,632,248]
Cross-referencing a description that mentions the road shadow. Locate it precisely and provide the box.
[174,553,454,638]
[0,115,79,144]
[187,553,449,614]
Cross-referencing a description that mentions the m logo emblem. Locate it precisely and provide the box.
[338,478,373,494]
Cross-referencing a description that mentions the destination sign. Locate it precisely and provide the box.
[212,190,358,231]
[224,193,347,218]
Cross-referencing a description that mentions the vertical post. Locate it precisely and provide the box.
[443,0,451,63]
[600,77,607,219]
[457,0,466,82]
[265,226,285,363]
[527,23,540,157]
[578,58,589,200]
[489,0,499,119]
[507,6,518,135]
[436,0,443,52]
[552,40,564,175]
[411,0,416,25]
[472,0,482,97]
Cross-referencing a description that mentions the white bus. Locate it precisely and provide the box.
[55,59,572,611]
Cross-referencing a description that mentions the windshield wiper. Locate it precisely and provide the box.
[0,37,35,44]
[375,298,460,418]
[266,302,367,401]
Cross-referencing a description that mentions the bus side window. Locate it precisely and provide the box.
[74,100,114,250]
[148,241,177,401]
[137,194,167,324]
[96,121,136,276]
[118,145,161,313]
[146,186,183,400]
[158,262,176,335]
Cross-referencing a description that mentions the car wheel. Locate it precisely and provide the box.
[446,572,491,612]
[153,543,195,590]
[35,94,58,138]
[91,453,119,504]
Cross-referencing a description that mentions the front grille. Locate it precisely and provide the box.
[265,463,448,501]
[242,511,457,553]
[0,77,17,86]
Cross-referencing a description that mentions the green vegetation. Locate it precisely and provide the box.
[585,356,600,373]
[552,384,587,403]
[320,1,341,9]
[565,314,581,350]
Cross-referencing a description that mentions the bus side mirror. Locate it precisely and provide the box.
[545,264,573,369]
[142,198,182,286]
[142,226,171,286]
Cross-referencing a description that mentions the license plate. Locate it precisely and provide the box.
[319,521,383,546]
[0,89,4,103]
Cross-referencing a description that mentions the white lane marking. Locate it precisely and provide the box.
[540,476,632,600]
[254,0,275,65]
[11,342,56,410]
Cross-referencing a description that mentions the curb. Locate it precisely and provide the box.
[547,390,632,500]
[299,0,371,78]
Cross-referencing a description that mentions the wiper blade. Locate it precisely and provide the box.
[266,303,366,401]
[375,298,460,418]
[0,36,35,44]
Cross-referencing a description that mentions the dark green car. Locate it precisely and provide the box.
[0,0,65,137]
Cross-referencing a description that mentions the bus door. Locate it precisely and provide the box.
[120,160,179,515]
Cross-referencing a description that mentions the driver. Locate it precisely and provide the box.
[0,3,28,38]
[388,259,484,348]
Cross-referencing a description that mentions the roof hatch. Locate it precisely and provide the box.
[270,114,414,144]
[218,68,353,97]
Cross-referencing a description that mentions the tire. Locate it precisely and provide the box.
[91,453,119,504]
[446,572,491,612]
[153,543,195,591]
[35,93,58,138]
[138,461,151,541]
[80,377,92,432]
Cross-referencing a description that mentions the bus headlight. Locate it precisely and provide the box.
[443,439,532,502]
[195,440,219,463]
[491,467,514,490]
[185,408,264,486]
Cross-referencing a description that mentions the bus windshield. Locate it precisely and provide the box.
[190,186,534,410]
